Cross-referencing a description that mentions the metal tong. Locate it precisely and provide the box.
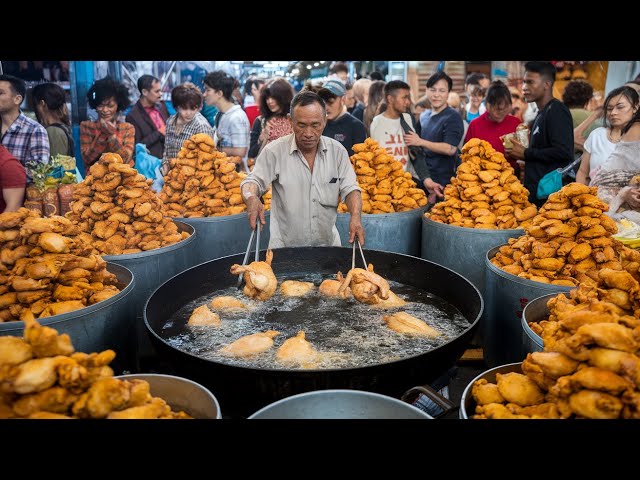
[351,238,367,271]
[237,226,261,288]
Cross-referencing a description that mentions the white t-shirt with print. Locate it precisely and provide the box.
[584,127,616,184]
[369,113,417,177]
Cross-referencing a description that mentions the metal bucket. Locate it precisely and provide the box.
[116,373,221,419]
[176,212,271,268]
[484,245,572,367]
[0,263,135,372]
[248,389,432,419]
[522,292,563,354]
[459,362,522,419]
[103,221,196,368]
[335,207,426,256]
[421,217,523,345]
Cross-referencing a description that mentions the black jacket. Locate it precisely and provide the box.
[125,100,169,159]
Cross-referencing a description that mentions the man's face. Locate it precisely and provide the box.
[325,96,344,121]
[427,80,449,110]
[177,106,199,123]
[0,81,22,115]
[388,88,411,114]
[479,78,491,89]
[522,72,547,103]
[343,89,355,109]
[203,85,221,107]
[336,71,348,83]
[290,102,326,151]
[143,80,162,104]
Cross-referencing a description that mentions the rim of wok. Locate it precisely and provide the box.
[143,246,483,373]
[0,262,134,329]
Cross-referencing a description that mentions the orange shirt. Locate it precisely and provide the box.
[80,120,135,168]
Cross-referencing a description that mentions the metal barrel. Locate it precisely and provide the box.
[0,263,136,373]
[521,292,563,355]
[459,362,522,419]
[176,212,271,268]
[103,221,196,369]
[116,373,221,419]
[335,207,426,256]
[484,245,572,367]
[421,216,523,345]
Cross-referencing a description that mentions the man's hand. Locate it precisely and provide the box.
[404,130,423,147]
[423,178,444,199]
[506,138,526,160]
[623,187,640,209]
[246,196,266,231]
[349,215,365,246]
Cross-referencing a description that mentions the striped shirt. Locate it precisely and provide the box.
[80,120,135,168]
[1,113,49,180]
[163,112,215,165]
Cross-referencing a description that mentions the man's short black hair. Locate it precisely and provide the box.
[524,61,557,84]
[0,74,26,99]
[465,72,488,87]
[137,74,159,93]
[426,71,453,91]
[290,90,326,118]
[203,70,237,101]
[384,80,410,98]
[369,71,384,81]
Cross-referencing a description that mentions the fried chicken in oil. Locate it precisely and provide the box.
[188,305,221,326]
[338,263,390,305]
[276,331,320,367]
[210,296,247,311]
[383,311,440,337]
[230,249,278,301]
[319,272,351,298]
[219,330,280,357]
[280,280,315,297]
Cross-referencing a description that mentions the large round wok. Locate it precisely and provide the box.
[144,247,482,416]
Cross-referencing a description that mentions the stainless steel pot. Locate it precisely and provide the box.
[248,389,433,419]
[521,292,561,354]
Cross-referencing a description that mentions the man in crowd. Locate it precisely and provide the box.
[126,74,169,160]
[0,145,26,212]
[316,79,366,156]
[329,62,349,83]
[203,71,250,171]
[0,74,49,178]
[241,90,364,248]
[506,61,574,207]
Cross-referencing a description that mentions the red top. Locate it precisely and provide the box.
[464,112,521,172]
[244,105,260,128]
[0,145,27,212]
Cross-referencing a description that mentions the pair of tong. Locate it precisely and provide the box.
[237,226,261,288]
[351,238,367,271]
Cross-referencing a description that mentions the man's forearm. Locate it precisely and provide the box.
[345,190,362,216]
[241,182,261,202]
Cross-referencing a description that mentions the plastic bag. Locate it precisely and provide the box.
[134,143,162,180]
[536,156,583,200]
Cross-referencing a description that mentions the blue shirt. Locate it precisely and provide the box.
[419,106,464,187]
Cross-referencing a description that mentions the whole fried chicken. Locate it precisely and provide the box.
[338,263,390,305]
[319,272,351,298]
[230,249,277,301]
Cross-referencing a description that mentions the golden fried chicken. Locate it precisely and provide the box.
[588,348,637,376]
[0,336,32,366]
[566,323,638,353]
[39,300,86,318]
[89,286,120,304]
[3,356,61,394]
[219,330,279,357]
[71,377,131,419]
[471,378,505,405]
[383,311,440,337]
[107,397,171,419]
[12,386,78,417]
[276,331,319,367]
[38,232,73,253]
[568,389,622,419]
[496,372,545,407]
[210,296,247,311]
[474,402,530,419]
[280,280,314,297]
[27,411,72,419]
[25,258,63,279]
[507,402,564,419]
[371,290,407,309]
[22,309,74,357]
[319,272,351,298]
[338,263,390,305]
[561,367,633,396]
[230,249,278,301]
[521,352,579,390]
[187,305,221,326]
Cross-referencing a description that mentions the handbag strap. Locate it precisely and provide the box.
[560,155,583,175]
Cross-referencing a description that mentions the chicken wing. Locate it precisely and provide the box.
[3,357,60,394]
[280,280,315,297]
[230,249,278,301]
[71,377,131,419]
[187,305,221,326]
[38,300,86,318]
[568,389,623,419]
[219,330,279,357]
[0,337,33,366]
[22,309,74,358]
[107,397,171,419]
[383,311,440,337]
[276,331,320,367]
[471,379,505,405]
[209,296,247,311]
[12,386,78,417]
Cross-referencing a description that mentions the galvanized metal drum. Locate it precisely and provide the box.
[176,212,270,268]
[249,389,432,419]
[484,246,571,367]
[0,263,135,372]
[459,362,522,419]
[103,221,196,368]
[116,373,221,419]
[335,207,426,256]
[521,292,563,355]
[421,217,523,345]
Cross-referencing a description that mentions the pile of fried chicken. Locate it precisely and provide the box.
[0,311,191,419]
[427,138,538,229]
[337,138,428,214]
[187,250,440,366]
[472,273,640,419]
[0,208,121,322]
[490,182,640,286]
[65,152,188,255]
[160,133,267,218]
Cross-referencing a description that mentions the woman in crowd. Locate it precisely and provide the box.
[576,86,639,187]
[465,85,486,124]
[363,80,386,134]
[162,82,214,175]
[80,77,135,168]
[0,145,26,212]
[248,78,294,159]
[243,77,265,128]
[30,82,74,157]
